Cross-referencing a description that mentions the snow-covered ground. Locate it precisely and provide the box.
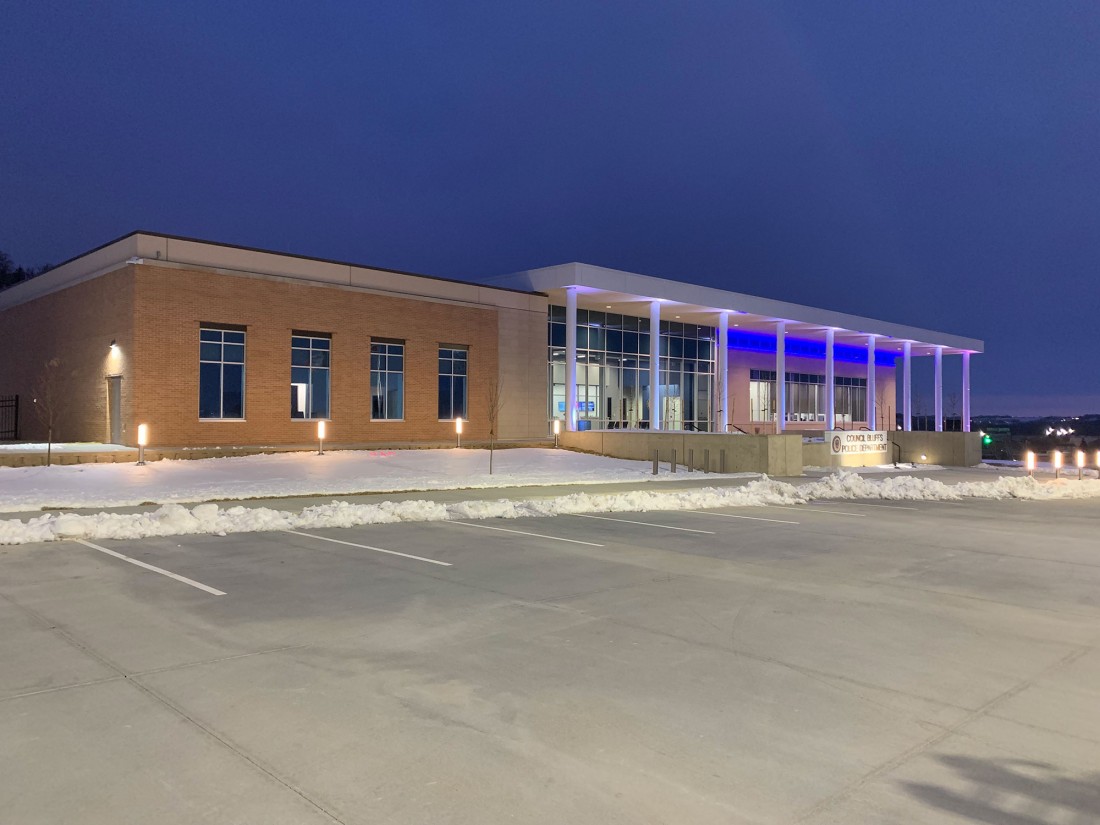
[2,471,1098,546]
[804,463,944,474]
[0,447,756,513]
[0,442,132,453]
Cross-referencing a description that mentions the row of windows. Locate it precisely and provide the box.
[748,371,868,423]
[198,327,468,422]
[750,370,867,388]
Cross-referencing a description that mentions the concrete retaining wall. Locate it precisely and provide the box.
[561,430,803,476]
[563,429,982,474]
[889,431,982,467]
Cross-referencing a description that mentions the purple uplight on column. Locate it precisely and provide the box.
[962,352,971,432]
[866,334,877,429]
[717,311,729,432]
[565,287,577,432]
[934,346,943,432]
[902,341,912,431]
[824,328,835,431]
[649,300,661,430]
[776,321,786,432]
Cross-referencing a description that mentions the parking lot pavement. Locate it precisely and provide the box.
[1,496,1098,823]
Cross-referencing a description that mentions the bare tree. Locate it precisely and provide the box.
[32,357,71,467]
[486,376,505,475]
[946,392,960,431]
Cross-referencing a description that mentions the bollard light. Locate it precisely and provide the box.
[1077,450,1086,480]
[317,420,326,456]
[552,418,561,448]
[1053,450,1062,478]
[136,423,148,466]
[455,417,463,448]
[1025,451,1035,476]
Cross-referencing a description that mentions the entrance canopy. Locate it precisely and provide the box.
[486,262,983,356]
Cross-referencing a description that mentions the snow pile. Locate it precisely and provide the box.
[2,472,1098,546]
[0,448,757,514]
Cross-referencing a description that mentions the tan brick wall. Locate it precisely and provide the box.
[129,265,514,447]
[0,268,135,443]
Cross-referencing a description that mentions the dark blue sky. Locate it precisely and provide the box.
[3,2,1097,415]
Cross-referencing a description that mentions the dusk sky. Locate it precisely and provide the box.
[3,2,1097,416]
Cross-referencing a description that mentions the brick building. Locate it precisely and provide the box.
[0,232,982,448]
[0,232,547,447]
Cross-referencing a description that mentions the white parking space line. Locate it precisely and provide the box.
[684,510,800,525]
[769,505,867,517]
[574,514,715,534]
[75,539,226,596]
[285,530,452,566]
[448,521,605,547]
[828,501,921,511]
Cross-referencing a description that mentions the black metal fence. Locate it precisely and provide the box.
[0,395,18,440]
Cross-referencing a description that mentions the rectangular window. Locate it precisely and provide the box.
[371,341,404,420]
[199,327,245,419]
[438,346,468,420]
[291,334,331,419]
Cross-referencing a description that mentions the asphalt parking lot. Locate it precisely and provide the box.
[2,495,1098,824]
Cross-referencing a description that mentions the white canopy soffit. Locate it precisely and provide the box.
[486,263,983,355]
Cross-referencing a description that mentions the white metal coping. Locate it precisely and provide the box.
[485,262,984,356]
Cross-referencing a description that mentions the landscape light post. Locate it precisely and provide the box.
[455,417,463,448]
[137,423,148,466]
[1053,449,1062,479]
[1026,451,1035,477]
[552,418,560,448]
[1077,450,1085,481]
[317,420,326,456]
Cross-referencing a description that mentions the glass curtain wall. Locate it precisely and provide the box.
[749,370,868,425]
[548,306,715,431]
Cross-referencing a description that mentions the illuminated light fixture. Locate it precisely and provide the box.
[136,423,148,466]
[455,416,463,448]
[1053,449,1063,479]
[605,305,612,309]
[317,420,326,455]
[552,418,561,448]
[1025,451,1036,476]
[1077,450,1086,480]
[109,339,118,351]
[920,454,927,462]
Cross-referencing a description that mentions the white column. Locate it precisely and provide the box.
[565,287,578,432]
[824,328,835,430]
[717,311,729,432]
[962,352,971,432]
[902,341,912,431]
[775,321,786,432]
[649,300,661,430]
[933,346,944,432]
[866,334,877,429]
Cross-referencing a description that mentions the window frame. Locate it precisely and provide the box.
[370,340,405,421]
[437,345,468,422]
[290,333,332,421]
[198,326,246,421]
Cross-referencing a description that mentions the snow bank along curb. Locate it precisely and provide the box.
[2,472,1098,546]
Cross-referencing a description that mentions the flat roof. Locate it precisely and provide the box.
[0,231,544,314]
[485,263,983,355]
